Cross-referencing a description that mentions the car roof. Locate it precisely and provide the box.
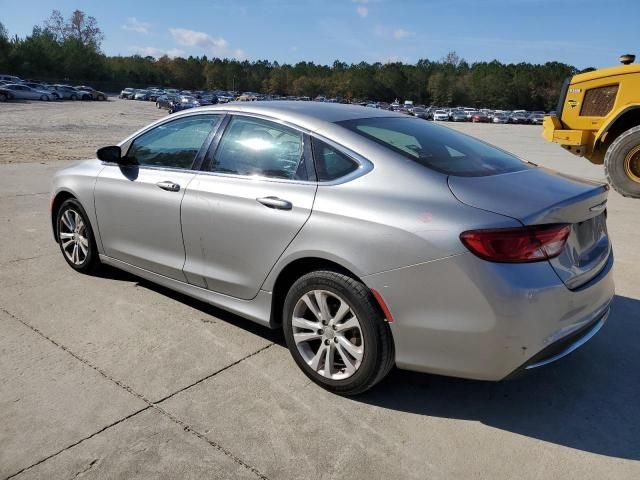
[188,101,401,131]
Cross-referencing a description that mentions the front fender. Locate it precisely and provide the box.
[595,103,640,143]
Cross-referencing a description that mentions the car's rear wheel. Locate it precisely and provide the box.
[70,94,77,101]
[283,271,394,395]
[605,126,640,198]
[40,95,49,101]
[56,198,100,273]
[0,93,7,102]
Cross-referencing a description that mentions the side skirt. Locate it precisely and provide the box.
[99,255,274,328]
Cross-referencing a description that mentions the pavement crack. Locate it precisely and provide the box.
[4,406,151,480]
[0,252,58,266]
[71,458,99,479]
[154,343,275,404]
[1,307,273,480]
[0,191,49,199]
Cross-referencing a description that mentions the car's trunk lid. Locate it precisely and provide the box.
[448,167,611,289]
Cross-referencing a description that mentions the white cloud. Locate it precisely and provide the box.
[122,17,151,34]
[375,25,416,40]
[131,46,185,59]
[393,28,415,40]
[356,6,369,17]
[169,28,244,58]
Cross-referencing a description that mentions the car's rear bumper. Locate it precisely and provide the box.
[363,251,614,381]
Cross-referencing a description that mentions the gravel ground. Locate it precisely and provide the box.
[0,99,638,480]
[0,97,165,164]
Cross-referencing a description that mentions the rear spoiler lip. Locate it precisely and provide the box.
[447,167,609,226]
[517,182,609,225]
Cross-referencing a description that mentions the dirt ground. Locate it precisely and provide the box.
[0,97,165,164]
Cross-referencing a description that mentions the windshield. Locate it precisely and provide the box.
[337,116,531,177]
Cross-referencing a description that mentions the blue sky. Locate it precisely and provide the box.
[2,0,637,68]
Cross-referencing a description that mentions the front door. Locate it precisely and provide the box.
[95,114,222,281]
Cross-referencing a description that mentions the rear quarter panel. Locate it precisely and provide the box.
[261,136,521,291]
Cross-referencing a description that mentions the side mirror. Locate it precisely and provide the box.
[96,145,122,163]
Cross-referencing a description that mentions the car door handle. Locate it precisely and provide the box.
[156,181,180,192]
[256,196,293,210]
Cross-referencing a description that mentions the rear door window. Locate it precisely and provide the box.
[208,116,306,180]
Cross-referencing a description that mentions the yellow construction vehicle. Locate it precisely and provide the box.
[543,54,640,198]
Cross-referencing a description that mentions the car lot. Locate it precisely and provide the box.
[0,99,638,479]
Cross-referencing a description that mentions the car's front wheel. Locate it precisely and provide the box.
[56,198,100,273]
[283,271,394,395]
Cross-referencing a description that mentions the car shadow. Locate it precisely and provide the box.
[95,264,284,344]
[358,294,640,460]
[96,263,639,460]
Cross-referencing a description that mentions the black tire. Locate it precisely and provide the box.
[283,270,394,395]
[56,198,101,274]
[0,93,7,102]
[40,94,49,101]
[98,95,105,101]
[604,125,640,198]
[70,94,77,101]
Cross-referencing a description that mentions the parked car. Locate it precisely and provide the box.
[134,90,151,101]
[50,85,91,100]
[471,112,490,123]
[509,111,530,124]
[410,107,430,119]
[2,83,53,101]
[168,95,200,113]
[450,110,468,122]
[0,86,15,102]
[119,88,136,99]
[51,102,614,395]
[492,113,510,124]
[156,94,178,110]
[0,74,21,83]
[147,90,165,102]
[22,83,61,100]
[76,86,107,101]
[529,113,544,125]
[431,110,447,121]
[198,94,219,106]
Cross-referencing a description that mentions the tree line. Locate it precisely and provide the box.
[0,10,579,110]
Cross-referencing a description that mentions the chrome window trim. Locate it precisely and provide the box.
[110,108,373,184]
[201,110,374,186]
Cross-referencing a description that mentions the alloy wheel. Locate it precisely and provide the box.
[292,290,364,380]
[59,209,89,265]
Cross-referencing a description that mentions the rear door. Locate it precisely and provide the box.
[95,114,223,281]
[181,114,317,299]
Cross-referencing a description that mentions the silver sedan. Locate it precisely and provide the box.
[3,83,53,101]
[51,102,614,394]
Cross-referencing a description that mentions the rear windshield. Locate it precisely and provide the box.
[337,117,530,177]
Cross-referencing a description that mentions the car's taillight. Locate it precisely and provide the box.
[460,224,571,263]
